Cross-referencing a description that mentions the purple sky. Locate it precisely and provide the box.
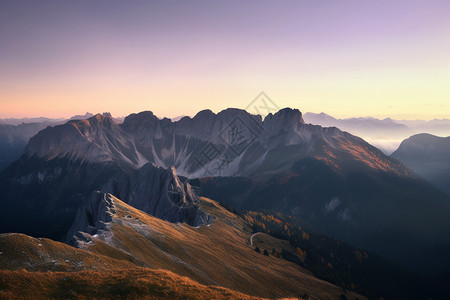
[1,0,449,119]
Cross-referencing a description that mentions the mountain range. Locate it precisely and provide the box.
[1,108,450,298]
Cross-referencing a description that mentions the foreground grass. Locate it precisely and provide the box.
[0,268,263,300]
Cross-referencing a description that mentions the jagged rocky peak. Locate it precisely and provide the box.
[101,163,212,227]
[121,111,160,131]
[261,108,307,144]
[69,112,94,120]
[127,163,199,209]
[193,109,215,121]
[190,108,262,126]
[184,109,217,137]
[168,166,197,206]
[65,191,116,245]
[217,108,260,121]
[56,114,116,142]
[264,108,305,126]
[24,112,125,163]
[74,112,114,125]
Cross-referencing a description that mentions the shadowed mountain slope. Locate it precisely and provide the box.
[392,133,450,196]
[0,158,211,240]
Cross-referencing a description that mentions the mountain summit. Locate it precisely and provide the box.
[2,108,450,274]
[23,108,409,178]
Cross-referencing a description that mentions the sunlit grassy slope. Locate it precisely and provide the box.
[0,233,135,271]
[0,269,263,300]
[0,233,262,299]
[75,195,363,299]
[0,195,364,299]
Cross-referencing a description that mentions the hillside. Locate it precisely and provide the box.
[63,192,362,299]
[0,195,363,300]
[0,234,262,299]
[0,269,264,300]
[391,133,450,196]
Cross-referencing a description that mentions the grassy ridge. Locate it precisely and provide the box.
[0,269,263,300]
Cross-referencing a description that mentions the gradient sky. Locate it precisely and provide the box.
[1,0,449,119]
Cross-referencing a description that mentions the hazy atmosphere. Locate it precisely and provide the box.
[1,0,450,119]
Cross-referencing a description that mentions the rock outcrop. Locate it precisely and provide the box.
[65,180,213,245]
[102,163,213,227]
[65,191,116,245]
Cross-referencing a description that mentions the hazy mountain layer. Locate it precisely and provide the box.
[303,112,450,154]
[303,112,415,154]
[303,112,414,139]
[0,122,59,171]
[0,113,95,171]
[399,119,450,137]
[391,133,450,196]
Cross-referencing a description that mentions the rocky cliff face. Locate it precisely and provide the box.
[25,113,133,164]
[23,108,411,178]
[65,191,116,245]
[102,164,213,227]
[66,183,213,245]
[0,157,212,241]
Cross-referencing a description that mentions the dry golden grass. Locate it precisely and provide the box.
[0,233,135,271]
[81,195,364,300]
[0,196,364,299]
[0,268,263,300]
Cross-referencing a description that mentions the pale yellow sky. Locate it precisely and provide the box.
[1,1,449,120]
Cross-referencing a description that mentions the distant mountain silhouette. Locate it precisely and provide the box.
[392,133,450,196]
